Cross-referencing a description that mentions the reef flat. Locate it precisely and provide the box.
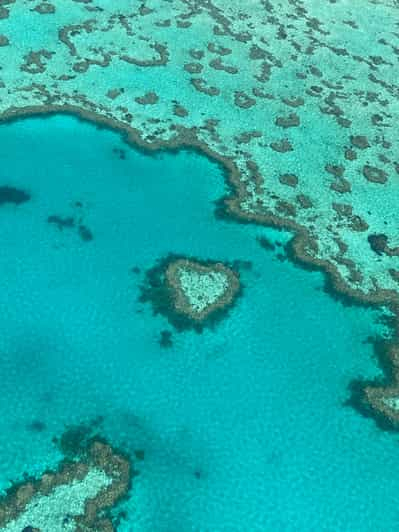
[0,435,131,531]
[1,0,399,449]
[0,0,398,301]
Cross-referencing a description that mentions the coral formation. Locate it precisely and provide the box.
[0,433,131,531]
[140,255,240,331]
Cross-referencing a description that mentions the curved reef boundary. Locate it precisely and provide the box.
[2,103,399,429]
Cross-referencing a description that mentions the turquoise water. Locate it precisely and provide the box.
[0,114,398,531]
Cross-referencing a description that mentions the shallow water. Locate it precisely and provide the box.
[0,114,397,531]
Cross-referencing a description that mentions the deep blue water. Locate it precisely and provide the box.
[0,114,398,531]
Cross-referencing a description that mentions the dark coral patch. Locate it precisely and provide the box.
[54,417,104,459]
[275,113,300,128]
[344,148,357,161]
[106,88,124,100]
[368,234,387,255]
[173,104,188,117]
[270,139,293,152]
[0,186,30,206]
[135,91,159,105]
[134,449,145,461]
[159,330,173,348]
[209,57,238,74]
[113,147,126,159]
[184,62,203,74]
[33,2,56,14]
[350,135,370,149]
[279,173,298,187]
[296,194,313,209]
[325,164,344,178]
[27,420,46,433]
[330,178,351,194]
[47,214,75,230]
[368,234,399,256]
[234,91,256,109]
[257,236,275,251]
[282,97,304,107]
[191,78,220,96]
[363,165,387,184]
[78,224,93,242]
[47,214,93,242]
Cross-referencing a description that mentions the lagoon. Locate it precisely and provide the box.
[0,113,397,531]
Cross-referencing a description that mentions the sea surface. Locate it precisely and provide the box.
[0,114,398,531]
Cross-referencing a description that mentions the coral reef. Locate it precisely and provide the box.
[0,433,131,531]
[140,255,240,331]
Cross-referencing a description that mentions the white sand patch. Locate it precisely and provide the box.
[178,267,229,313]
